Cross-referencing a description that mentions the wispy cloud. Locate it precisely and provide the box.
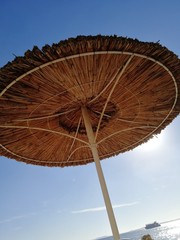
[0,212,36,224]
[72,206,106,214]
[72,201,139,214]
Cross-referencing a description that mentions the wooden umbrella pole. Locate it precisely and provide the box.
[81,106,120,240]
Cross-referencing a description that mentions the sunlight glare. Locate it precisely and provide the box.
[136,132,165,152]
[166,220,180,237]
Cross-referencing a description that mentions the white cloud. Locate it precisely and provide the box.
[72,206,106,214]
[113,201,140,208]
[72,201,139,214]
[0,212,36,224]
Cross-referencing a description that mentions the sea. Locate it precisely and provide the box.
[98,219,180,240]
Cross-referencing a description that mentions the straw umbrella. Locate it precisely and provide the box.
[0,35,180,240]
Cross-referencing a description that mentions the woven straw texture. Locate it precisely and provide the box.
[0,35,180,167]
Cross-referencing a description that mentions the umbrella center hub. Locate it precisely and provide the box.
[58,97,118,134]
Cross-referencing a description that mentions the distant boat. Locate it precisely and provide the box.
[145,221,161,229]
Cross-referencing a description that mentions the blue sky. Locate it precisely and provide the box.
[0,1,180,240]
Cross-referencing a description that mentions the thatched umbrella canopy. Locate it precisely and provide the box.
[0,35,179,166]
[0,35,180,240]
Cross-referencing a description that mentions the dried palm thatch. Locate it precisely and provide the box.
[0,35,180,167]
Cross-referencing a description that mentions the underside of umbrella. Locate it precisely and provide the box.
[0,35,180,240]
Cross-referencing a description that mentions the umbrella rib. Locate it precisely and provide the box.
[14,108,77,122]
[88,60,124,105]
[66,116,83,162]
[97,125,156,145]
[95,55,134,140]
[92,110,111,118]
[0,125,88,145]
[0,50,178,98]
[97,64,178,146]
[25,106,80,145]
[93,82,142,125]
[0,144,45,164]
[64,57,88,99]
[66,145,90,163]
[116,84,141,124]
[0,48,179,170]
[92,110,144,125]
[0,143,91,165]
[116,118,145,124]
